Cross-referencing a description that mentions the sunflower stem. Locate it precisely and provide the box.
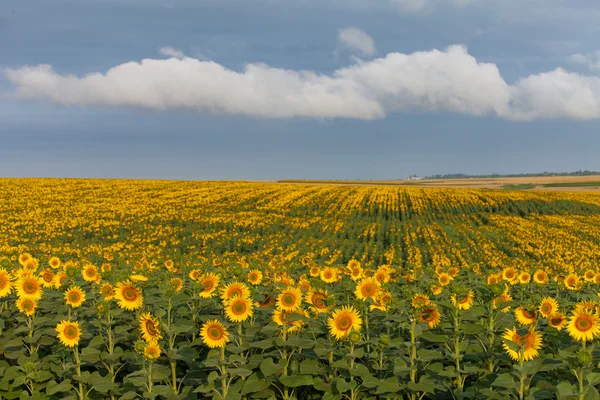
[220,346,228,399]
[488,307,495,372]
[518,354,526,400]
[147,361,153,393]
[73,346,84,400]
[454,307,464,393]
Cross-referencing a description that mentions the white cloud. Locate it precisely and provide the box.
[386,0,477,12]
[4,44,600,121]
[567,51,600,72]
[337,28,377,57]
[159,47,185,59]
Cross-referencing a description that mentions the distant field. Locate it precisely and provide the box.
[279,175,600,192]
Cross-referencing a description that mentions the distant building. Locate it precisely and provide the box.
[406,175,425,181]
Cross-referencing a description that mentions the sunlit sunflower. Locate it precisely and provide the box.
[298,278,311,292]
[53,272,67,289]
[188,269,202,281]
[502,327,542,361]
[56,320,81,348]
[549,313,567,331]
[39,269,55,288]
[23,259,39,272]
[493,292,513,312]
[451,290,474,311]
[519,272,531,284]
[349,264,364,282]
[574,300,597,315]
[48,257,61,270]
[169,278,183,293]
[502,267,519,284]
[305,289,329,314]
[277,287,302,312]
[564,273,581,291]
[487,273,501,285]
[64,286,86,308]
[538,297,558,318]
[533,270,549,284]
[225,296,253,323]
[247,269,263,285]
[328,306,363,341]
[594,273,600,285]
[272,308,308,334]
[411,294,431,309]
[18,253,32,266]
[0,268,13,298]
[164,260,174,270]
[567,310,600,342]
[100,283,114,300]
[320,267,339,284]
[430,285,443,296]
[139,312,162,344]
[16,275,43,301]
[515,307,537,326]
[438,273,453,287]
[374,269,390,284]
[198,273,220,298]
[370,290,393,312]
[114,281,144,311]
[220,281,251,300]
[584,270,596,282]
[418,305,441,328]
[309,266,321,278]
[101,263,112,273]
[354,278,380,301]
[144,343,161,360]
[81,264,98,283]
[16,298,37,316]
[200,320,230,348]
[448,267,460,277]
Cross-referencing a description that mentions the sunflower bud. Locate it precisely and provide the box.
[23,361,37,375]
[349,331,362,344]
[577,350,593,366]
[379,334,391,346]
[134,340,147,354]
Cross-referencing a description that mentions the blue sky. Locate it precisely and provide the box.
[1,0,600,179]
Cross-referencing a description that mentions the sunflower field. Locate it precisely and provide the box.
[3,179,600,399]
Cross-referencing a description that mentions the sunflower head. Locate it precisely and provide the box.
[327,306,363,341]
[200,320,230,348]
[220,282,251,300]
[567,311,600,343]
[139,312,162,344]
[354,278,380,301]
[114,281,144,311]
[515,307,537,326]
[144,343,161,360]
[502,327,543,362]
[277,287,303,312]
[224,296,253,323]
[247,269,263,285]
[548,313,567,331]
[306,289,329,313]
[65,286,86,308]
[56,320,81,348]
[16,298,37,316]
[538,297,558,318]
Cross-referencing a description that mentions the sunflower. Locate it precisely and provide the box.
[548,313,567,331]
[130,274,148,282]
[272,308,308,334]
[0,268,13,298]
[56,320,81,348]
[114,281,144,311]
[349,265,364,282]
[305,289,329,314]
[247,270,263,285]
[451,290,474,311]
[139,312,162,344]
[225,296,253,323]
[64,286,86,308]
[564,273,581,291]
[418,305,441,328]
[16,276,43,301]
[23,259,39,272]
[164,260,174,270]
[538,297,558,318]
[49,257,61,269]
[370,290,393,312]
[277,287,302,312]
[220,281,251,301]
[594,273,600,285]
[438,273,453,287]
[328,306,363,341]
[533,270,549,284]
[487,273,501,285]
[502,267,519,284]
[200,320,230,348]
[16,298,37,316]
[188,269,202,281]
[101,263,112,273]
[169,278,184,293]
[574,300,597,315]
[298,278,311,292]
[584,270,596,282]
[411,294,431,309]
[502,327,542,362]
[374,269,390,284]
[515,307,537,326]
[320,267,339,284]
[309,266,321,278]
[144,343,161,360]
[18,253,32,266]
[448,267,460,277]
[430,285,443,296]
[354,278,380,301]
[519,272,531,284]
[82,265,99,282]
[493,292,513,312]
[198,273,220,298]
[567,311,600,342]
[54,272,67,289]
[40,269,55,288]
[100,283,114,300]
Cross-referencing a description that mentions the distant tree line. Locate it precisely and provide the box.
[424,170,600,180]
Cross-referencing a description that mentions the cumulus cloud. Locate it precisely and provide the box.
[3,44,600,121]
[567,51,600,72]
[387,0,477,12]
[159,47,185,59]
[337,28,377,57]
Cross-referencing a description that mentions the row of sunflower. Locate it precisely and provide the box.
[2,253,600,399]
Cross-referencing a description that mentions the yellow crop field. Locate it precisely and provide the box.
[2,178,600,399]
